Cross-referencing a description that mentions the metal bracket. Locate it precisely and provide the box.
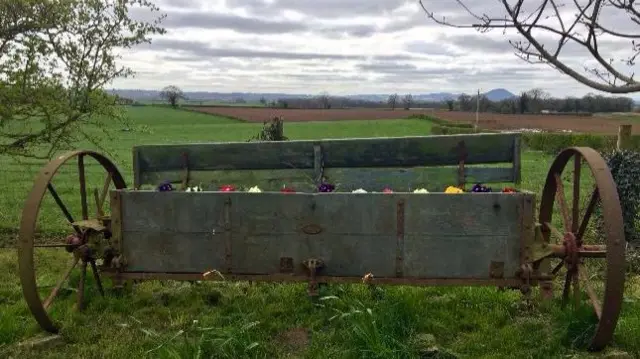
[181,152,190,190]
[302,258,324,297]
[455,140,468,189]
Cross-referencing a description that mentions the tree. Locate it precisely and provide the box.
[259,96,267,106]
[419,1,640,94]
[159,86,186,108]
[0,0,166,158]
[402,94,413,110]
[318,92,331,109]
[446,99,455,111]
[388,93,399,110]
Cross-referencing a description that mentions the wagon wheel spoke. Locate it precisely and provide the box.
[95,173,112,217]
[551,259,565,275]
[78,155,88,220]
[562,270,572,307]
[77,260,87,311]
[47,183,80,235]
[576,188,599,243]
[572,154,580,233]
[43,257,80,310]
[89,259,104,297]
[554,173,571,233]
[579,265,603,319]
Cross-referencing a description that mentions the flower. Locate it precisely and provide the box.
[352,188,367,193]
[186,185,202,192]
[471,183,492,193]
[219,184,236,192]
[382,188,393,193]
[318,182,335,193]
[413,188,429,193]
[280,185,296,193]
[502,187,518,193]
[247,186,262,193]
[157,181,173,192]
[444,186,464,194]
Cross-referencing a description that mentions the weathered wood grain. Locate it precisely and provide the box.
[133,133,521,187]
[118,191,532,278]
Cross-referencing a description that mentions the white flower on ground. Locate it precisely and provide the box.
[413,188,429,193]
[352,188,367,193]
[186,186,202,192]
[248,186,262,192]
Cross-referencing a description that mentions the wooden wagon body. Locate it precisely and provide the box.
[17,132,627,351]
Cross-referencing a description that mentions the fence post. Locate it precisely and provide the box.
[617,124,632,150]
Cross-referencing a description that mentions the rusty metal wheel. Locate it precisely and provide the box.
[539,147,626,351]
[18,150,126,333]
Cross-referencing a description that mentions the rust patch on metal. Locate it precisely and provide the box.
[301,223,323,235]
[395,199,405,277]
[280,257,294,273]
[489,261,504,278]
[302,258,324,297]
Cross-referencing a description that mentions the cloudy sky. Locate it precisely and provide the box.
[112,0,640,97]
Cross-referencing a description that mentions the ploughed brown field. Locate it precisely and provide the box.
[185,106,638,134]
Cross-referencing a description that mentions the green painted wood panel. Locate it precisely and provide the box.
[118,191,532,279]
[133,133,521,188]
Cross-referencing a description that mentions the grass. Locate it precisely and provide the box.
[0,106,638,358]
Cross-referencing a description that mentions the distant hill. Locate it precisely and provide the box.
[483,88,516,101]
[108,88,517,104]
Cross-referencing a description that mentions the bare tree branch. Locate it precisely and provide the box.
[419,0,640,93]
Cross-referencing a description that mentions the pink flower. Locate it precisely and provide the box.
[219,184,236,192]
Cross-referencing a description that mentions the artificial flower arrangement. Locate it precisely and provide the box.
[156,180,518,194]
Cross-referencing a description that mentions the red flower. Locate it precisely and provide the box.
[382,188,393,193]
[219,184,236,192]
[280,186,296,193]
[502,187,517,193]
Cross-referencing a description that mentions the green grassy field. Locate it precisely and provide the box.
[0,106,638,358]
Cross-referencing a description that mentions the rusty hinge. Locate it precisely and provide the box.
[280,257,294,273]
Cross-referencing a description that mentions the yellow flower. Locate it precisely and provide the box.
[445,186,464,194]
[247,186,262,193]
[412,188,429,193]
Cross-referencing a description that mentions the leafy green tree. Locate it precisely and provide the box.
[0,0,166,158]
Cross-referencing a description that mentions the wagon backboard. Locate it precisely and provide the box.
[113,191,535,280]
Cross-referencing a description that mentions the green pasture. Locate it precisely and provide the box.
[0,106,638,358]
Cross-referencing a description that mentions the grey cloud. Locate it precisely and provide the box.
[146,38,417,61]
[162,12,307,34]
[403,41,458,56]
[228,0,412,19]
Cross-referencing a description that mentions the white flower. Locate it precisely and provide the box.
[413,188,429,193]
[186,186,202,192]
[352,188,367,193]
[248,186,262,193]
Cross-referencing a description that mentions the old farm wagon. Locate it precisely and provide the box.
[18,133,627,351]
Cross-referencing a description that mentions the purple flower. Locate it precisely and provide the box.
[157,181,174,192]
[318,182,335,193]
[471,183,492,192]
